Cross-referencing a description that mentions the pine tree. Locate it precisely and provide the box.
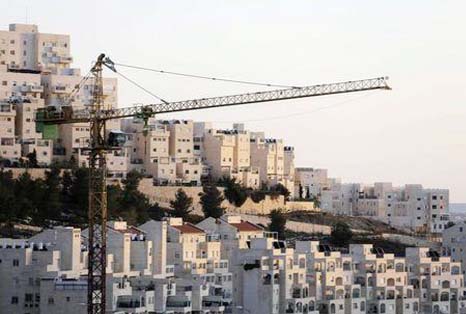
[69,167,89,226]
[268,209,287,240]
[199,184,225,218]
[219,176,247,207]
[41,165,62,222]
[330,222,353,247]
[170,188,193,219]
[0,170,15,222]
[26,149,38,168]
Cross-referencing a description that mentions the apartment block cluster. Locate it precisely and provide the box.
[295,168,450,234]
[0,23,296,192]
[1,215,466,314]
[0,23,122,169]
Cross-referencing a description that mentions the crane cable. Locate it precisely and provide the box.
[103,59,169,104]
[111,61,301,89]
[63,70,92,106]
[210,92,376,124]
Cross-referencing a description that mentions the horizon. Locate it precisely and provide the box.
[1,0,465,202]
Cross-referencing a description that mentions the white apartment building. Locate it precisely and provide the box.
[122,118,203,185]
[354,183,450,234]
[198,122,260,188]
[320,182,360,216]
[443,222,466,276]
[250,133,295,194]
[294,168,332,199]
[2,215,466,314]
[0,23,124,173]
[165,217,233,313]
[314,176,451,233]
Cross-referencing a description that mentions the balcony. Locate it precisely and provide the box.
[202,296,226,312]
[166,296,191,312]
[51,56,73,64]
[52,85,71,94]
[21,85,44,93]
[0,104,14,113]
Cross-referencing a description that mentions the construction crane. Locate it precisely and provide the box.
[35,53,390,314]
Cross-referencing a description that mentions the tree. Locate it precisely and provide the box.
[268,209,287,240]
[68,167,89,226]
[199,184,225,218]
[0,170,16,222]
[41,165,62,222]
[122,170,143,193]
[219,176,247,207]
[170,188,193,219]
[270,183,290,200]
[26,149,38,168]
[330,222,353,247]
[109,170,156,224]
[148,203,166,221]
[61,170,73,201]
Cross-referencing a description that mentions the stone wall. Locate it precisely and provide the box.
[2,167,49,179]
[138,178,286,215]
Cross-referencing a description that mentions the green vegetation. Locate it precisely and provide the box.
[218,176,248,207]
[330,222,353,247]
[170,188,193,219]
[268,209,287,240]
[0,168,158,228]
[199,183,225,218]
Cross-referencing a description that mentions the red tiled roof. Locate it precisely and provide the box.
[172,223,205,234]
[229,220,263,232]
[107,225,145,236]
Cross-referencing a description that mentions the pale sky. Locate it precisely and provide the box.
[2,0,466,202]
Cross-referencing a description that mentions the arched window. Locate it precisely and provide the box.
[380,303,386,313]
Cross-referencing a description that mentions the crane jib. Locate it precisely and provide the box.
[35,76,389,125]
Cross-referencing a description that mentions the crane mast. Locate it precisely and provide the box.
[35,54,390,314]
[87,54,108,314]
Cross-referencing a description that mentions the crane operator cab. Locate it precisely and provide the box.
[107,130,128,148]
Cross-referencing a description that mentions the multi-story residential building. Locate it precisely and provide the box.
[320,182,360,216]
[250,132,295,194]
[0,23,124,173]
[198,122,260,188]
[294,168,332,199]
[122,118,202,185]
[165,217,232,313]
[443,222,466,276]
[315,178,451,233]
[1,215,466,314]
[354,183,450,234]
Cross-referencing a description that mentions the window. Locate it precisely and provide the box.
[10,50,15,55]
[13,259,19,266]
[48,297,54,305]
[1,81,6,86]
[25,294,33,302]
[11,296,18,304]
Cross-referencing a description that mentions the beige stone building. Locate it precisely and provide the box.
[0,23,125,174]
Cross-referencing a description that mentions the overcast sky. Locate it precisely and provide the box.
[2,0,466,202]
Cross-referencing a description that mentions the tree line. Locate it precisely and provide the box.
[0,166,229,228]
